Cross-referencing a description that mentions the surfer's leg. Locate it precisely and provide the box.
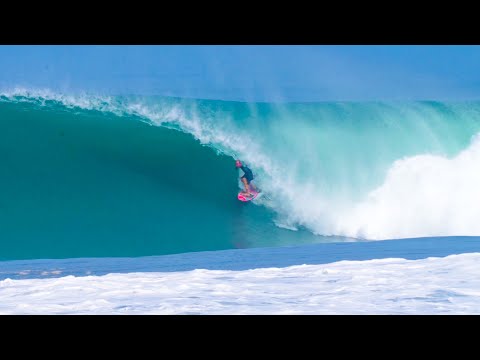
[241,177,251,193]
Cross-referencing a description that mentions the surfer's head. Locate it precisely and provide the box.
[235,160,243,168]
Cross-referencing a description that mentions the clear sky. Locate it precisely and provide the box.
[1,45,479,101]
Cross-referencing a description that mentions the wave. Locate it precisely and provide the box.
[2,87,480,259]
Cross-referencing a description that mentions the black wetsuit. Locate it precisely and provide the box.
[240,165,254,183]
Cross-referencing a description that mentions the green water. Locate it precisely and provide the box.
[0,99,330,260]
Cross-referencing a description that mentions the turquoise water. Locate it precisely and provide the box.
[2,92,480,260]
[0,96,335,260]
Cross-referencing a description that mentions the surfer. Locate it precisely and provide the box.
[236,160,258,195]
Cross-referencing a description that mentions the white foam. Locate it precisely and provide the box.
[0,87,119,113]
[333,133,480,239]
[1,253,479,314]
[259,132,480,240]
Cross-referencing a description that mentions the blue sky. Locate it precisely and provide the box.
[1,45,479,101]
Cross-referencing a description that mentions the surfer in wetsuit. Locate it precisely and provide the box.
[236,160,258,195]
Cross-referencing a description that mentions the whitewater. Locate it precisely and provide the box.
[2,251,479,314]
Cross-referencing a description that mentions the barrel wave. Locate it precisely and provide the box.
[2,88,480,260]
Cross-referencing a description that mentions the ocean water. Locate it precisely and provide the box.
[1,88,480,314]
[2,243,479,314]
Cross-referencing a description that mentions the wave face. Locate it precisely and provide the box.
[2,89,480,260]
